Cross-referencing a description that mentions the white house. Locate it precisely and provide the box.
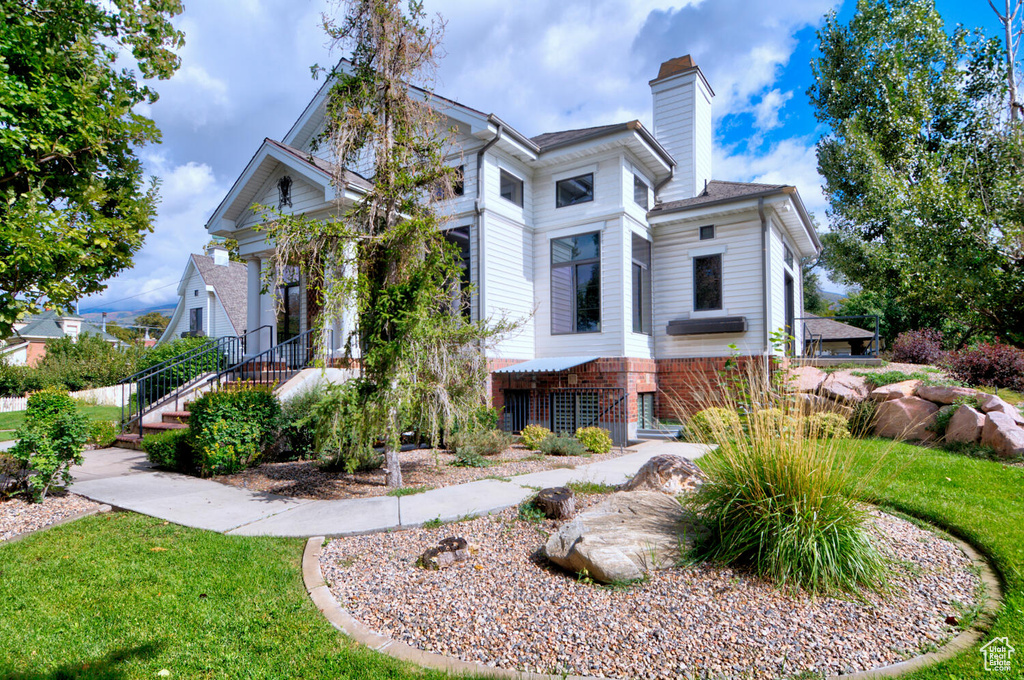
[158,244,250,346]
[205,55,821,439]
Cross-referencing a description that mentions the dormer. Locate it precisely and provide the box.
[650,55,714,203]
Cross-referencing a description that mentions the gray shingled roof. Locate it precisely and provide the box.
[266,139,373,192]
[16,310,118,343]
[649,179,790,214]
[531,123,632,151]
[192,255,249,335]
[803,314,876,342]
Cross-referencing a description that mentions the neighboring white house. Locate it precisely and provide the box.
[204,54,821,438]
[158,245,249,345]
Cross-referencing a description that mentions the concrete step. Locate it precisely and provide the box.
[161,411,191,424]
[140,422,189,436]
[637,428,681,441]
[114,434,144,451]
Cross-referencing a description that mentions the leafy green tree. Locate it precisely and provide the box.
[801,264,831,316]
[0,0,185,338]
[105,323,138,344]
[134,311,171,335]
[265,0,513,488]
[810,0,1024,346]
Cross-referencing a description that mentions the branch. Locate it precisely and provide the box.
[0,146,95,186]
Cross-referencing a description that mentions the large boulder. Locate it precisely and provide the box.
[792,393,854,418]
[621,454,705,494]
[978,393,1024,426]
[944,405,985,444]
[981,412,1024,459]
[544,491,697,584]
[915,384,978,405]
[874,396,939,441]
[870,380,922,402]
[785,366,827,393]
[819,371,870,405]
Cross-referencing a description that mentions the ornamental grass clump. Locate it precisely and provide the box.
[672,362,891,595]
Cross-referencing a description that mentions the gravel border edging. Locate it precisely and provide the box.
[0,503,112,546]
[302,530,1004,680]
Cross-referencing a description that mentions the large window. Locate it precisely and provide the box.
[499,169,523,206]
[443,226,471,318]
[555,173,594,208]
[551,232,601,334]
[693,254,723,311]
[631,233,652,334]
[633,174,648,210]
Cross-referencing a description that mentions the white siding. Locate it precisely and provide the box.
[164,263,236,342]
[235,167,329,231]
[483,149,533,227]
[483,212,534,359]
[652,215,767,358]
[623,214,655,359]
[652,72,713,203]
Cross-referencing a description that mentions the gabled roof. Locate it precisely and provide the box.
[265,139,372,191]
[13,310,118,343]
[191,255,249,335]
[529,120,675,170]
[803,314,876,342]
[650,180,789,213]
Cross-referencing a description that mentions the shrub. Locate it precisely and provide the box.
[0,358,37,398]
[449,447,490,468]
[891,329,944,365]
[0,453,27,498]
[9,388,89,502]
[188,385,281,476]
[136,337,223,405]
[685,407,742,443]
[943,341,1024,391]
[806,413,851,439]
[279,383,325,460]
[32,335,143,392]
[142,429,196,474]
[675,361,890,595]
[853,370,933,389]
[538,433,586,456]
[451,429,514,457]
[749,408,800,438]
[575,426,613,454]
[311,380,383,474]
[87,420,118,448]
[519,424,552,450]
[848,400,878,438]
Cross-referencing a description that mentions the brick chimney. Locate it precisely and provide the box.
[650,55,714,202]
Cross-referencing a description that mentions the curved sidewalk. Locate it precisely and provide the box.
[69,441,706,537]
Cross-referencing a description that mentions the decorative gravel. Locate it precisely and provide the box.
[321,501,981,679]
[0,493,101,543]
[217,445,631,500]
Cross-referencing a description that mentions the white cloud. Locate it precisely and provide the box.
[753,89,793,132]
[715,136,827,221]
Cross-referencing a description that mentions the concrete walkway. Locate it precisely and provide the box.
[69,441,706,538]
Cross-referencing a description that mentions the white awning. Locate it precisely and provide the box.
[492,356,599,374]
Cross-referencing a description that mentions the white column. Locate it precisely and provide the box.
[260,259,277,349]
[246,257,262,355]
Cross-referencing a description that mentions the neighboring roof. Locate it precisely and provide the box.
[803,314,876,342]
[191,255,249,335]
[14,310,118,343]
[493,356,599,374]
[530,120,675,168]
[649,179,789,213]
[265,139,373,192]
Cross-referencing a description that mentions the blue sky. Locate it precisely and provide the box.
[78,0,1010,312]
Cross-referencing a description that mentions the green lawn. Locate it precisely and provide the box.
[0,405,122,442]
[0,439,1021,679]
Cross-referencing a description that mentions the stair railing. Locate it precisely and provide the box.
[215,328,323,391]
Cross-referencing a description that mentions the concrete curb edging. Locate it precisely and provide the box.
[303,531,1005,680]
[1,503,112,546]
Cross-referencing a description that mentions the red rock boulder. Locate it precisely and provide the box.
[874,396,939,441]
[981,412,1024,458]
[944,405,985,445]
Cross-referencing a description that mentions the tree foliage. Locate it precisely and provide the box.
[0,0,185,338]
[810,0,1024,346]
[264,0,513,487]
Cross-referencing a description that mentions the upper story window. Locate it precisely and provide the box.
[443,226,471,319]
[633,174,649,210]
[784,243,794,268]
[693,254,723,312]
[699,224,715,240]
[453,165,465,197]
[632,233,652,334]
[499,169,523,207]
[555,173,594,208]
[551,232,600,334]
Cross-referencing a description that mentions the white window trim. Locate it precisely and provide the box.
[552,163,598,183]
[688,243,727,258]
[691,250,726,317]
[497,164,525,208]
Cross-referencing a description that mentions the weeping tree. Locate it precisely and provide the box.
[263,0,513,487]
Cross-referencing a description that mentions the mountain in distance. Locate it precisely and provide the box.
[79,304,175,326]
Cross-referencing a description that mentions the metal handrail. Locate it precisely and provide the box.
[215,327,322,391]
[797,314,880,358]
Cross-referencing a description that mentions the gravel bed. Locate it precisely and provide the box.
[216,445,630,500]
[321,501,980,679]
[0,493,101,543]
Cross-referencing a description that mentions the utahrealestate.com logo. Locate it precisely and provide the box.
[981,637,1015,672]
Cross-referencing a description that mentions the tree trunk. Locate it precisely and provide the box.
[537,486,576,519]
[384,404,403,488]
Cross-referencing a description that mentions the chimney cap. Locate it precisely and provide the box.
[649,54,715,94]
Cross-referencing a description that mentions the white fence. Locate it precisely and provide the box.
[0,385,129,414]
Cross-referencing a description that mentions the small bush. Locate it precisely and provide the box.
[449,447,490,468]
[87,420,118,448]
[279,383,325,460]
[142,429,196,474]
[0,453,28,498]
[891,329,944,365]
[538,433,587,456]
[943,341,1024,391]
[451,429,514,458]
[519,424,552,450]
[853,370,932,389]
[749,409,800,438]
[848,400,878,438]
[806,413,851,439]
[188,385,282,476]
[311,380,383,474]
[685,408,741,443]
[575,426,613,454]
[9,388,89,501]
